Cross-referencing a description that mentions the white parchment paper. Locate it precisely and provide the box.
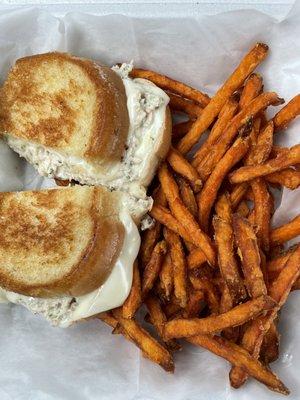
[0,3,300,399]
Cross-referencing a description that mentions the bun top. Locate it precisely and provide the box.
[0,186,127,298]
[0,52,129,163]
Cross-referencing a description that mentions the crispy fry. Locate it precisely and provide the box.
[196,94,282,180]
[112,308,174,372]
[122,261,142,318]
[266,168,300,189]
[273,94,300,131]
[219,283,240,342]
[178,43,269,154]
[260,322,280,364]
[215,193,232,222]
[130,68,210,107]
[193,93,239,167]
[230,143,300,183]
[159,164,216,265]
[267,246,297,280]
[167,147,202,192]
[239,73,263,109]
[183,289,205,318]
[230,245,300,388]
[213,216,247,303]
[233,214,267,298]
[178,178,198,217]
[168,92,203,118]
[145,295,181,351]
[187,335,289,395]
[159,253,173,300]
[270,214,300,245]
[198,136,250,231]
[164,228,188,308]
[187,248,206,270]
[247,121,274,165]
[163,298,182,319]
[270,145,289,158]
[97,311,118,329]
[230,183,249,209]
[150,204,191,242]
[236,200,251,218]
[251,178,271,252]
[172,120,194,139]
[163,295,275,338]
[140,223,161,268]
[142,241,167,296]
[189,276,220,314]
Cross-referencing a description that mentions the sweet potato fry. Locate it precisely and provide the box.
[267,246,298,280]
[247,121,274,166]
[178,43,269,154]
[189,276,220,314]
[236,200,251,218]
[215,193,232,222]
[140,223,161,268]
[172,120,194,139]
[122,261,142,318]
[233,214,267,298]
[251,178,271,252]
[164,228,188,308]
[164,295,275,338]
[112,308,174,372]
[130,68,210,107]
[270,214,300,245]
[187,248,207,270]
[159,164,216,266]
[213,216,247,303]
[219,283,240,342]
[198,136,250,231]
[168,92,203,118]
[97,311,118,329]
[196,94,282,180]
[142,241,167,296]
[193,93,239,167]
[260,322,280,364]
[187,334,289,395]
[150,204,192,243]
[145,295,181,352]
[229,245,300,388]
[159,253,173,300]
[168,147,202,192]
[239,73,263,109]
[163,297,182,319]
[230,144,300,183]
[230,183,249,209]
[183,289,205,318]
[273,94,300,131]
[266,168,300,189]
[178,178,198,217]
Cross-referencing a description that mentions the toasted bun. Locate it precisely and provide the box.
[0,52,129,163]
[0,186,129,298]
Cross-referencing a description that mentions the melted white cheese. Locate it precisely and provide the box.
[0,210,140,327]
[6,64,169,203]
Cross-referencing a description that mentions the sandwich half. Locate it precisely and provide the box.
[0,185,140,327]
[0,53,171,202]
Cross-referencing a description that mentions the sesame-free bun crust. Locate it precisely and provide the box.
[0,186,126,298]
[0,52,129,163]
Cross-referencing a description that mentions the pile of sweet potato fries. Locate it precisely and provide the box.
[96,43,300,395]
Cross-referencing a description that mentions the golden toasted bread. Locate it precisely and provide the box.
[0,186,130,298]
[0,52,129,162]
